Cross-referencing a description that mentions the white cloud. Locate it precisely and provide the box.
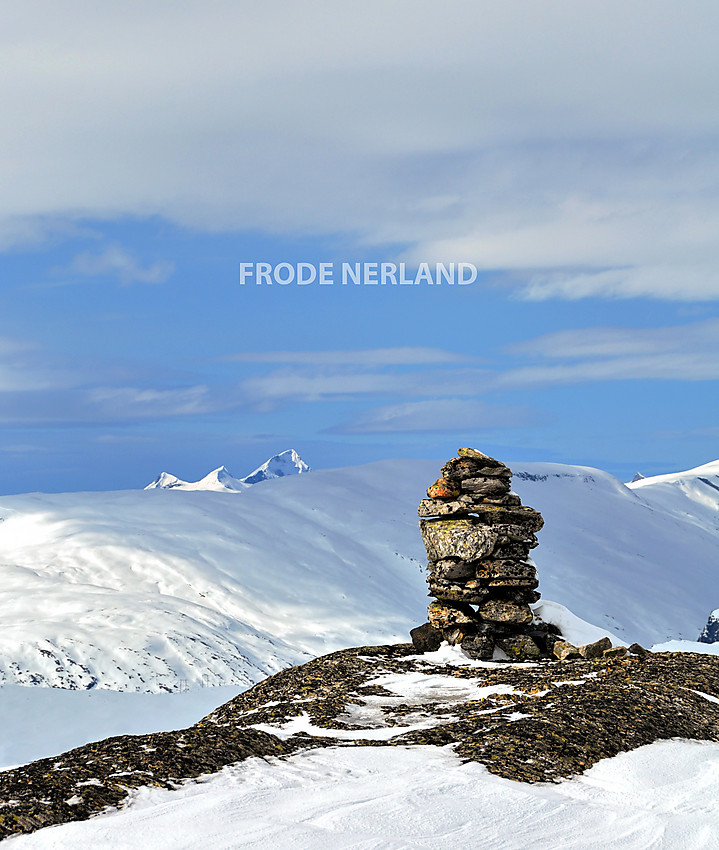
[241,367,491,405]
[65,246,173,285]
[510,319,719,360]
[87,386,215,417]
[0,3,717,298]
[498,319,719,387]
[0,384,233,426]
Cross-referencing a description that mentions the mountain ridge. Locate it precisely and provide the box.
[144,448,310,492]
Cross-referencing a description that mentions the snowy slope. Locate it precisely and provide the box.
[145,450,309,492]
[511,463,719,644]
[0,461,432,692]
[627,459,719,532]
[9,742,719,849]
[0,456,717,692]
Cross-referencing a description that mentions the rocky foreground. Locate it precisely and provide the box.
[1,645,718,841]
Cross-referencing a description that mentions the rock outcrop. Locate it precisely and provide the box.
[699,608,719,643]
[0,644,717,841]
[413,447,557,660]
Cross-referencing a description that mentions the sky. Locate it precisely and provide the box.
[1,0,718,493]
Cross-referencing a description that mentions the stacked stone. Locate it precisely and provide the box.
[415,447,556,661]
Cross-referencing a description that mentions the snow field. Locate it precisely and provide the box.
[7,740,719,849]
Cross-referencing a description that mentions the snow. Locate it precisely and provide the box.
[0,460,433,691]
[241,449,310,485]
[405,642,536,669]
[627,459,719,531]
[0,685,239,769]
[531,600,623,647]
[512,461,719,644]
[7,740,719,849]
[651,640,719,655]
[249,672,519,742]
[0,456,717,692]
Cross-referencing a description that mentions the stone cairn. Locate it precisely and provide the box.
[411,447,558,661]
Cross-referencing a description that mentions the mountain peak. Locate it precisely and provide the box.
[240,449,311,486]
[144,450,310,492]
[195,466,246,492]
[144,472,187,490]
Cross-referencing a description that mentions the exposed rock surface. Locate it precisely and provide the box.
[416,448,556,660]
[699,608,719,643]
[1,645,718,841]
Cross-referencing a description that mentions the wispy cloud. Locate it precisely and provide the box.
[498,319,719,387]
[0,443,47,454]
[0,337,76,392]
[0,384,233,426]
[62,246,173,286]
[510,319,719,360]
[222,347,472,366]
[241,367,490,405]
[329,399,538,434]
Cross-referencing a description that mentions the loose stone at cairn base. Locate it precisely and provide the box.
[412,447,558,661]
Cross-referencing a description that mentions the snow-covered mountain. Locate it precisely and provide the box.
[145,449,310,492]
[626,458,719,531]
[699,609,719,643]
[0,455,717,692]
[240,448,310,484]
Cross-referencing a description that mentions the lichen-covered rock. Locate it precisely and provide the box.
[495,526,540,548]
[417,493,522,517]
[488,577,539,590]
[475,559,537,582]
[553,640,581,660]
[426,478,460,499]
[578,637,612,659]
[603,646,628,659]
[428,600,476,630]
[419,518,497,562]
[428,559,476,582]
[463,504,544,533]
[493,540,533,559]
[418,498,479,518]
[460,634,494,659]
[478,599,533,625]
[450,449,512,470]
[457,446,500,461]
[410,622,443,653]
[481,493,522,506]
[428,579,489,605]
[459,477,511,498]
[498,634,542,661]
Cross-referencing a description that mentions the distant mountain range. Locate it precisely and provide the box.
[144,449,310,492]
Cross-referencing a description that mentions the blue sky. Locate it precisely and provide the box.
[1,1,718,493]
